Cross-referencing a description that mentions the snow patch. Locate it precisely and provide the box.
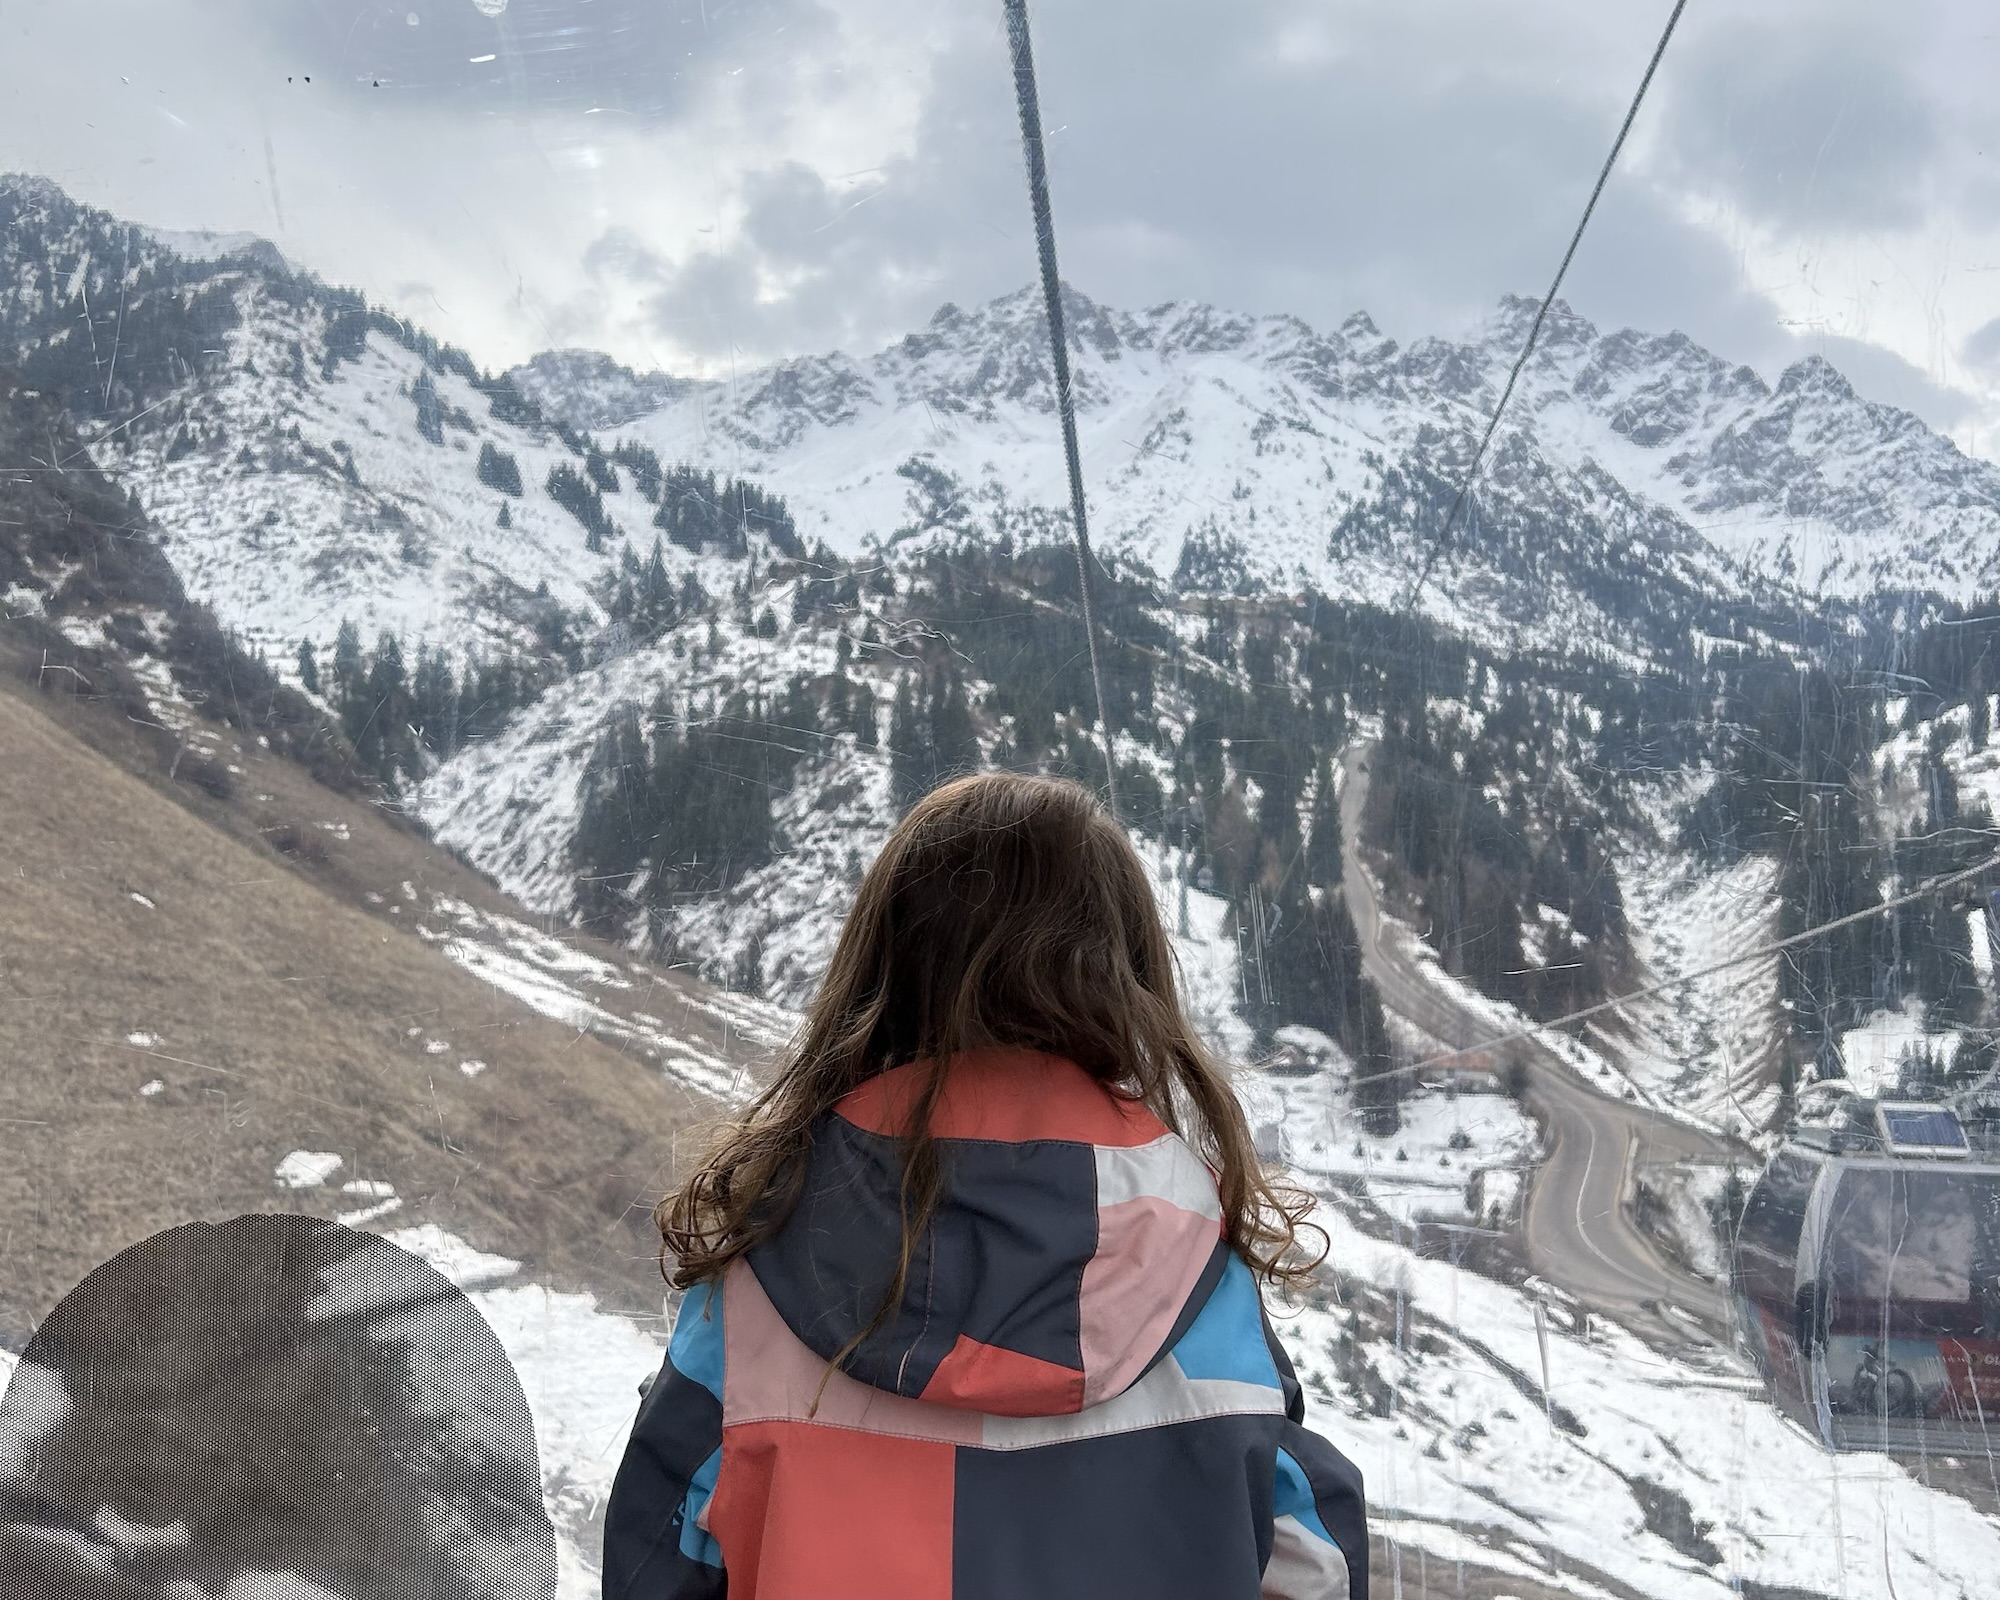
[383,1224,522,1290]
[273,1150,342,1189]
[335,1197,405,1227]
[1838,1000,1961,1098]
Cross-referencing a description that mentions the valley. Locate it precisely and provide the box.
[6,171,2000,1596]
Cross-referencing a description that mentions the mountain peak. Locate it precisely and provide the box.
[1487,294,1597,353]
[0,171,69,206]
[511,349,689,431]
[1774,353,1858,405]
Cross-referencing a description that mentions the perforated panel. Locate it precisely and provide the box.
[0,1215,556,1600]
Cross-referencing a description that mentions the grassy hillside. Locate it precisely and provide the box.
[0,674,762,1341]
[0,368,775,1340]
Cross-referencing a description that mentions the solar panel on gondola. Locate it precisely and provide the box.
[1878,1102,1973,1157]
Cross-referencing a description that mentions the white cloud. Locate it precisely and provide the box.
[3,0,1997,455]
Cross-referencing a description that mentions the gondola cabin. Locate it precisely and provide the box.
[1734,1099,2000,1454]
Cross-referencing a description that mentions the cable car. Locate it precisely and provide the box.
[1733,1098,2000,1454]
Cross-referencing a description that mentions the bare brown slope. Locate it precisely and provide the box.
[0,680,743,1343]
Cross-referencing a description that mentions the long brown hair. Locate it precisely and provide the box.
[659,772,1321,1297]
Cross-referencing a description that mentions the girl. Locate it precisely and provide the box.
[604,773,1366,1599]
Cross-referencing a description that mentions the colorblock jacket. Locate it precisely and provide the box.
[604,1050,1366,1600]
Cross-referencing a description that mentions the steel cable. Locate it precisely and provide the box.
[1401,0,1692,612]
[1003,0,1121,822]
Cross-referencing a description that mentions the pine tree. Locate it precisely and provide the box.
[612,440,664,501]
[889,677,926,812]
[478,440,524,496]
[1348,982,1402,1136]
[546,461,613,550]
[411,645,458,757]
[296,639,320,695]
[927,668,980,783]
[332,620,362,695]
[1304,760,1342,888]
[345,631,418,786]
[411,372,444,445]
[853,685,879,749]
[585,446,620,496]
[776,674,822,750]
[639,539,673,632]
[572,704,654,927]
[497,501,512,529]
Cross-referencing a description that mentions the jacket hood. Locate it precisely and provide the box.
[745,1049,1229,1418]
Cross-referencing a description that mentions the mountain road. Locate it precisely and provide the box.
[1339,743,1744,1340]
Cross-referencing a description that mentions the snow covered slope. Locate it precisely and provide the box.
[518,288,2000,603]
[417,577,892,1005]
[0,172,1961,1119]
[0,174,640,667]
[119,285,623,661]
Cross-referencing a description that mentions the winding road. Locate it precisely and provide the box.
[1339,744,1744,1339]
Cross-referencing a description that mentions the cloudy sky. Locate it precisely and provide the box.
[5,0,1998,457]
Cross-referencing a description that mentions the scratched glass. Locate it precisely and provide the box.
[4,3,2000,1597]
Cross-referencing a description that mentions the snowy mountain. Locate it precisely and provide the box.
[511,348,692,431]
[0,169,1976,1084]
[520,287,2000,605]
[14,167,1995,691]
[1,181,645,662]
[23,173,2000,1600]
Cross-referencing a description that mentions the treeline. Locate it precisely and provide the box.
[893,541,1406,1123]
[902,539,1164,753]
[1365,714,1630,1022]
[571,690,821,936]
[20,275,241,423]
[301,622,548,790]
[0,189,261,422]
[572,644,906,933]
[888,667,979,810]
[603,539,710,640]
[1885,599,2000,728]
[546,461,617,552]
[1682,660,1996,1085]
[528,437,810,568]
[654,465,806,561]
[1241,763,1402,1131]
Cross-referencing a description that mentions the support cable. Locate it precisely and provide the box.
[1003,0,1121,823]
[1401,0,1691,612]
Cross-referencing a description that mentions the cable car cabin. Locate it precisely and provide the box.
[1734,1100,2000,1454]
